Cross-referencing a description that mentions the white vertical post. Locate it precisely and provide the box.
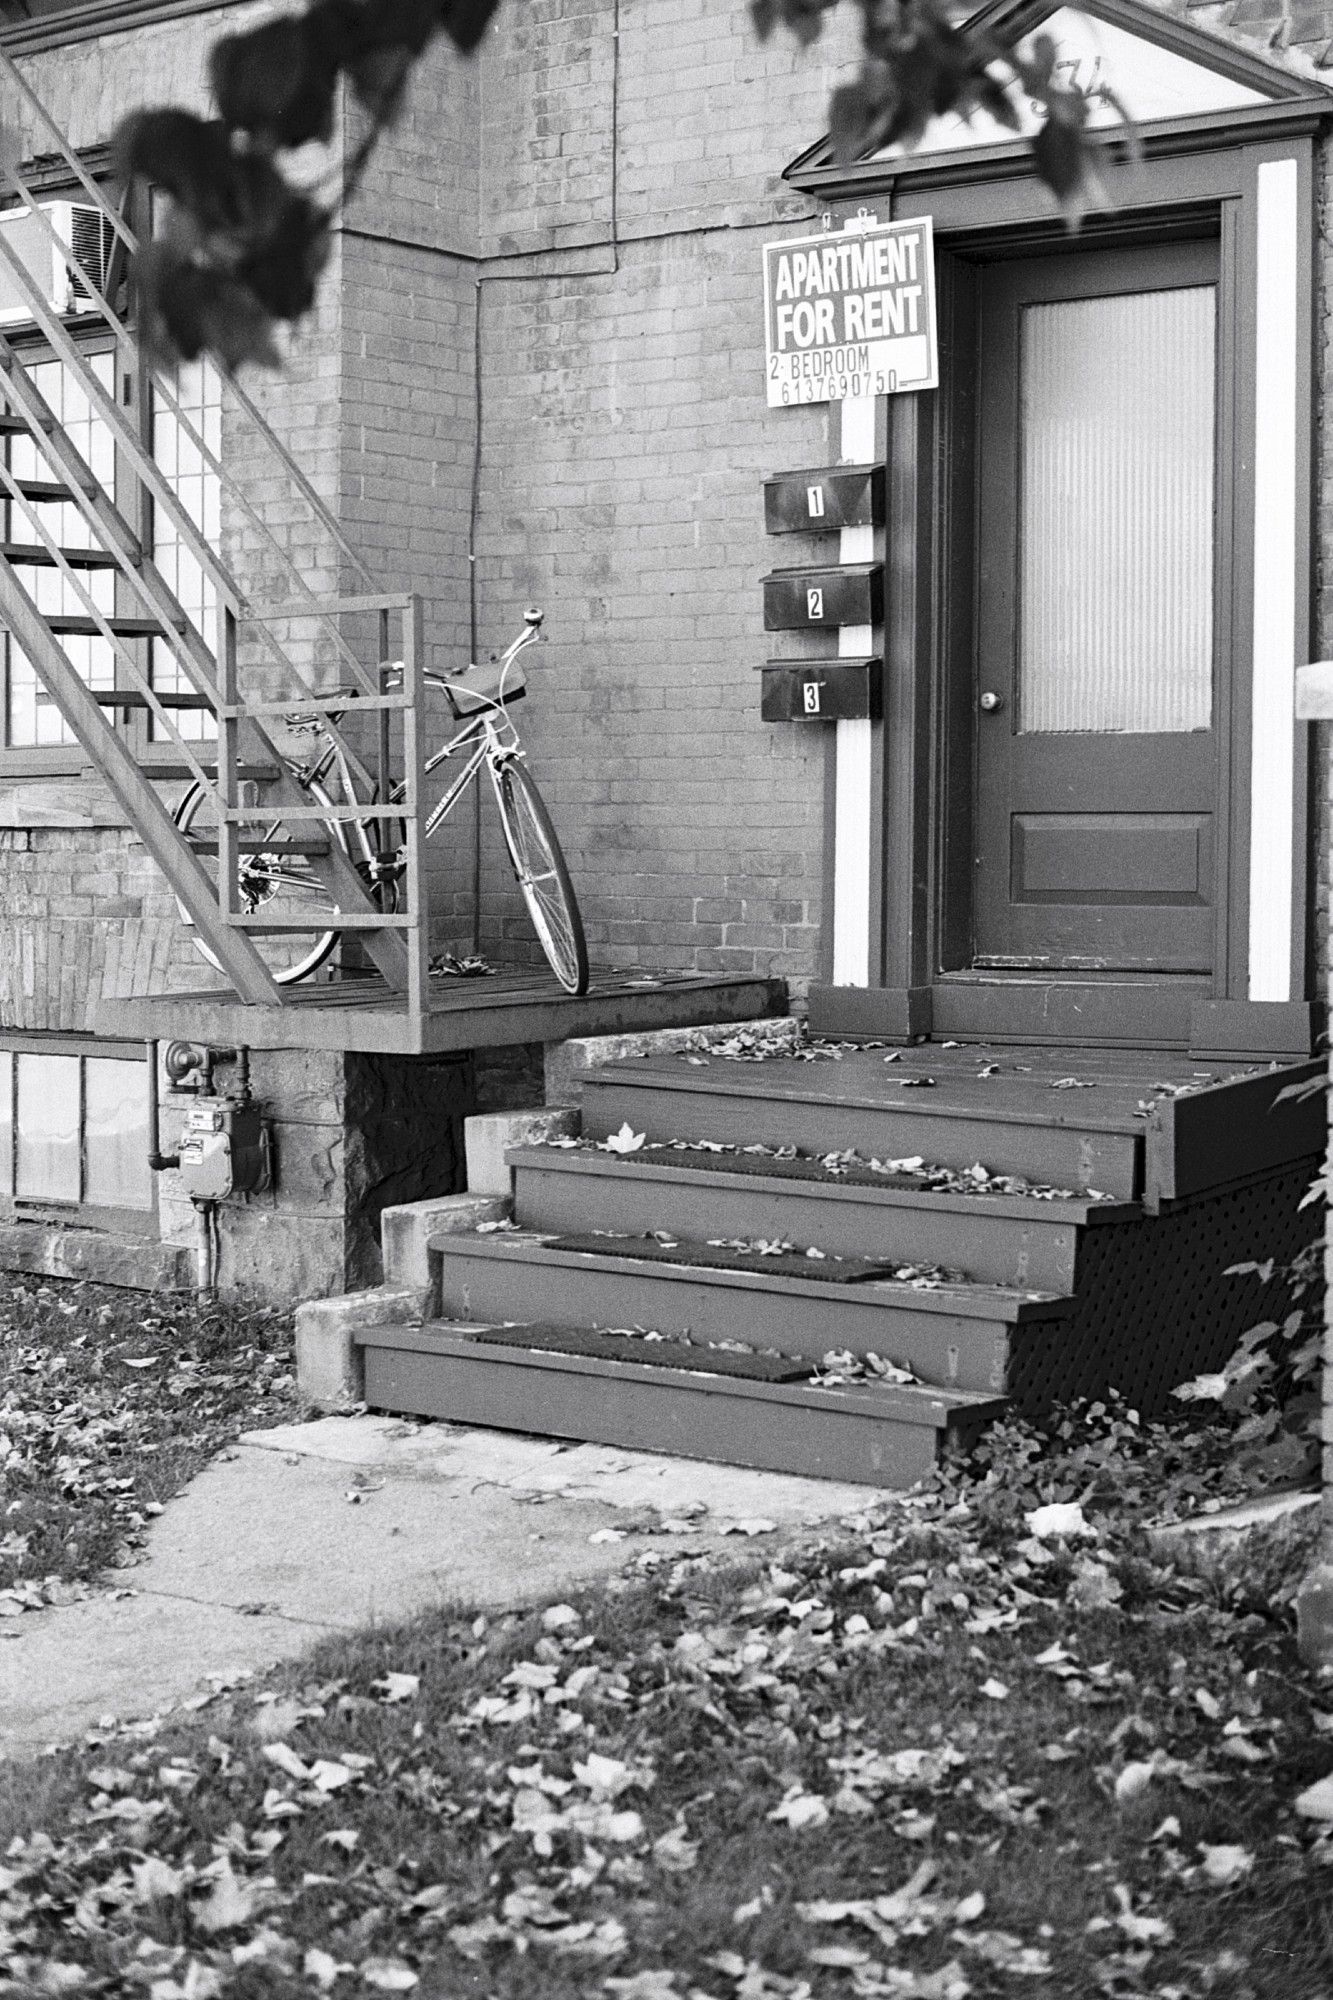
[1248,157,1299,1003]
[832,391,876,985]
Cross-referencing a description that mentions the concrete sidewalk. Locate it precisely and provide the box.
[1,1415,876,1760]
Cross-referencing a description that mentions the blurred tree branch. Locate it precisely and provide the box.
[114,0,1120,372]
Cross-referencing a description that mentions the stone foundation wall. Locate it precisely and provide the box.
[156,1047,474,1302]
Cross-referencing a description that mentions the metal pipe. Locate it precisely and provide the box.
[144,1039,180,1173]
[194,1199,216,1296]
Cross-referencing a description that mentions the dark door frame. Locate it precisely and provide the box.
[805,126,1322,1059]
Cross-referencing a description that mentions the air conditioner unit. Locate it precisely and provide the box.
[0,201,114,327]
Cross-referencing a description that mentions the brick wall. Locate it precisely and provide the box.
[462,0,857,981]
[2,0,1332,1017]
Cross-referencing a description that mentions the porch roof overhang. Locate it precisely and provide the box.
[783,0,1333,204]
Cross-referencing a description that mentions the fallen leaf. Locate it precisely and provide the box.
[372,1673,420,1703]
[303,1948,344,1992]
[193,1864,259,1935]
[601,1123,647,1154]
[362,1962,419,1992]
[1293,1774,1333,1821]
[768,1786,830,1830]
[1025,1502,1096,1540]
[1199,1843,1254,1886]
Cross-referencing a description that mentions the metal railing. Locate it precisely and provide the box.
[0,48,427,1003]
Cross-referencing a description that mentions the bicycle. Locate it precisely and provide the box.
[172,607,590,996]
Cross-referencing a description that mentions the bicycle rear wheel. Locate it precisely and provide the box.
[494,759,589,995]
[173,779,343,987]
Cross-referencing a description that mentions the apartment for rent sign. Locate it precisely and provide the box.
[763,217,938,407]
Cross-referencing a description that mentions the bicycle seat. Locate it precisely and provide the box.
[380,659,526,712]
[439,658,527,714]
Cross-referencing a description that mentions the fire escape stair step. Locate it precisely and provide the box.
[141,762,283,782]
[506,1141,1130,1292]
[11,477,82,502]
[89,688,214,708]
[0,540,121,568]
[45,611,177,637]
[186,835,333,857]
[354,1315,1008,1489]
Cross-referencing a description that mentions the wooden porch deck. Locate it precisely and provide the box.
[93,966,786,1056]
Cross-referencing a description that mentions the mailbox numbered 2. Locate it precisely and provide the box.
[763,565,883,632]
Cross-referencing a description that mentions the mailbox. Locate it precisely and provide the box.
[761,659,882,723]
[763,464,884,535]
[762,564,883,632]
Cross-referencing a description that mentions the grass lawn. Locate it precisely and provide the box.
[0,1272,296,1610]
[1,1368,1330,2000]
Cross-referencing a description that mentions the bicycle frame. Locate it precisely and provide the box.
[287,610,546,875]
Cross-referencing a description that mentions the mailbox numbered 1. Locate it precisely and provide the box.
[763,465,885,535]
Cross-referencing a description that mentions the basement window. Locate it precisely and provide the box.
[0,1039,153,1228]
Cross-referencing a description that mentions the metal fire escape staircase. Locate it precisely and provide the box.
[0,50,430,1018]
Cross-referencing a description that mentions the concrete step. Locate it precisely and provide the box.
[577,1058,1147,1198]
[508,1143,1132,1290]
[428,1229,1069,1393]
[355,1317,1008,1488]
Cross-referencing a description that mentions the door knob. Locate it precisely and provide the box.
[979,691,1004,713]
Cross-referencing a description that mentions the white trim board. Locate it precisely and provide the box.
[831,392,876,987]
[1247,156,1300,1005]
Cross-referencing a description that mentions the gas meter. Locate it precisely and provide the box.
[177,1094,271,1203]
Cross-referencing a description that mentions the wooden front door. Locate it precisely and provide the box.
[972,241,1220,977]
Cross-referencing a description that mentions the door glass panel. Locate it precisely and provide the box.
[1018,285,1215,734]
[0,1052,11,1196]
[15,1052,79,1202]
[84,1058,151,1210]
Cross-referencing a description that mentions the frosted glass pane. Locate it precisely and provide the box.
[1018,286,1215,734]
[15,1053,79,1202]
[85,1059,151,1210]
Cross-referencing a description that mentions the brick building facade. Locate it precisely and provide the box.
[0,0,1327,1302]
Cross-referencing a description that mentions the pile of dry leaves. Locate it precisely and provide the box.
[2,1392,1330,1997]
[0,1275,296,1616]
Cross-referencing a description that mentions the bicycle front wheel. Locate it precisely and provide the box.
[173,779,343,987]
[494,759,589,995]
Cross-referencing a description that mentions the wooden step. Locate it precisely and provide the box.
[427,1230,1068,1392]
[0,412,50,435]
[541,1232,922,1285]
[507,1144,1130,1290]
[355,1319,1007,1488]
[471,1321,816,1381]
[0,541,119,569]
[577,1052,1150,1199]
